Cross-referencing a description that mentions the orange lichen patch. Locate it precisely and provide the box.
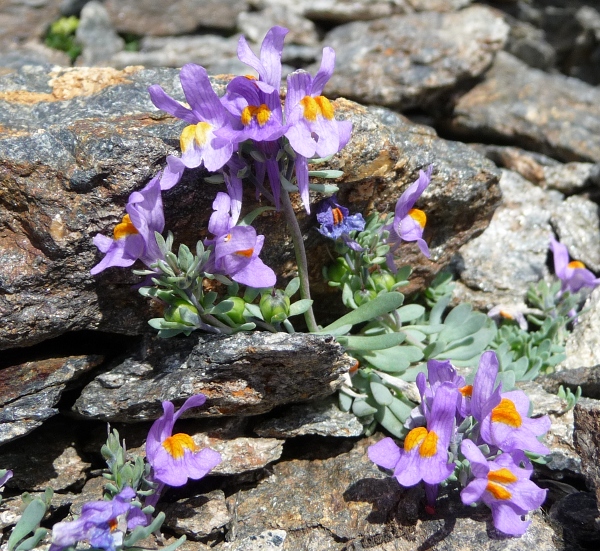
[0,67,142,104]
[409,208,427,228]
[568,260,586,269]
[491,398,522,428]
[162,433,198,459]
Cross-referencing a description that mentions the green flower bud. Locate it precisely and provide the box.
[371,272,396,292]
[225,297,247,325]
[353,289,377,306]
[164,299,198,325]
[326,257,350,283]
[260,290,291,323]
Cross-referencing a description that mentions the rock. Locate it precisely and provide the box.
[549,491,600,546]
[104,0,248,36]
[75,2,124,67]
[451,169,561,311]
[0,0,62,44]
[555,287,600,372]
[0,355,103,445]
[573,397,600,520]
[163,490,231,540]
[322,5,509,110]
[543,162,600,194]
[253,396,364,438]
[550,195,600,272]
[221,530,286,551]
[448,51,600,162]
[0,417,91,491]
[0,65,500,349]
[505,19,556,70]
[73,332,353,421]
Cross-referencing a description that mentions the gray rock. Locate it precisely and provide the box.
[322,5,509,110]
[550,195,600,272]
[556,287,600,372]
[163,490,231,540]
[449,51,600,162]
[75,1,124,66]
[0,40,71,69]
[0,355,103,445]
[73,332,353,421]
[253,396,364,438]
[221,530,286,551]
[505,19,556,70]
[104,0,248,36]
[0,0,63,44]
[543,162,600,194]
[549,491,600,546]
[0,65,500,349]
[452,169,561,311]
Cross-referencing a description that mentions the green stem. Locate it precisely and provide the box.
[280,189,319,333]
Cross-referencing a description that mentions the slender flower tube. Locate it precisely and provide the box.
[550,236,600,294]
[49,487,146,551]
[146,395,221,487]
[460,439,547,536]
[91,174,165,275]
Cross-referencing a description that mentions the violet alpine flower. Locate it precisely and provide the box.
[488,305,528,331]
[0,469,12,488]
[550,236,600,294]
[416,359,470,420]
[148,63,235,185]
[460,439,547,536]
[146,395,221,487]
[316,196,365,242]
[91,174,165,275]
[205,192,277,288]
[50,487,146,551]
[368,383,457,488]
[384,165,433,266]
[284,47,352,159]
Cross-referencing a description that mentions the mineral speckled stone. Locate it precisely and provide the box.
[73,332,354,421]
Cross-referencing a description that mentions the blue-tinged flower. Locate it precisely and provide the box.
[384,166,433,267]
[237,26,288,90]
[148,64,235,182]
[50,487,146,551]
[416,359,470,420]
[0,469,12,488]
[550,236,600,294]
[316,196,365,244]
[488,305,528,331]
[470,351,503,424]
[91,174,165,275]
[284,47,352,160]
[460,439,547,536]
[369,383,457,487]
[146,395,221,487]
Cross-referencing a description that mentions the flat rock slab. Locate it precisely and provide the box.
[0,354,103,445]
[323,5,508,110]
[73,332,353,422]
[0,64,500,349]
[449,51,600,163]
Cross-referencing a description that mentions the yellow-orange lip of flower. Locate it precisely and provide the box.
[408,208,427,228]
[113,214,138,240]
[162,433,198,459]
[491,398,522,428]
[241,104,272,127]
[568,260,586,270]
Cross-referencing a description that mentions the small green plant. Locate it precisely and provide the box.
[45,16,81,63]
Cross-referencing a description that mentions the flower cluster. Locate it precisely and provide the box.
[550,236,600,295]
[368,351,549,536]
[49,395,220,551]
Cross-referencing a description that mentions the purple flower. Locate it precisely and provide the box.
[50,487,146,551]
[416,359,470,420]
[316,196,365,241]
[460,439,547,536]
[91,174,165,275]
[284,47,352,159]
[146,395,221,487]
[384,166,433,267]
[368,383,457,487]
[488,305,528,331]
[470,352,550,455]
[237,26,288,89]
[0,469,12,488]
[148,64,235,184]
[550,236,600,294]
[480,390,551,456]
[205,192,277,288]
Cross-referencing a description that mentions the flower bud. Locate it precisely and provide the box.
[260,290,291,323]
[354,289,376,306]
[225,297,247,325]
[164,299,198,325]
[371,272,396,292]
